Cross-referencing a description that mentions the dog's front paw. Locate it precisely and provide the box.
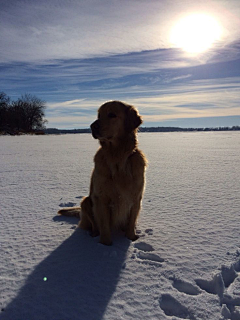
[126,232,139,242]
[99,240,112,246]
[99,235,112,246]
[90,230,100,237]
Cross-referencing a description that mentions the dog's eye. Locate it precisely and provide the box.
[108,113,117,118]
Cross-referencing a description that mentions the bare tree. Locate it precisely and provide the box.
[0,92,11,131]
[10,94,47,132]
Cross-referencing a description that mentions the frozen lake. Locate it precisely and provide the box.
[1,132,240,319]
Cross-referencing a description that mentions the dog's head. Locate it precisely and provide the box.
[90,101,142,142]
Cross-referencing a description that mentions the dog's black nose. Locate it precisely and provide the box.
[91,119,100,131]
[90,120,100,139]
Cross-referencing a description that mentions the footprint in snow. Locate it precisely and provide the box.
[194,257,240,319]
[195,273,225,298]
[158,278,201,318]
[58,196,83,208]
[159,256,240,320]
[134,241,154,252]
[159,294,195,320]
[59,202,77,208]
[171,278,201,296]
[145,228,153,235]
[133,241,164,263]
[137,251,164,263]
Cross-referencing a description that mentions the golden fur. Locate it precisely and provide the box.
[58,101,147,245]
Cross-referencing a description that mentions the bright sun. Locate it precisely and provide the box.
[170,13,222,54]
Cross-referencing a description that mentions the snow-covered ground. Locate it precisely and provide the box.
[0,132,240,320]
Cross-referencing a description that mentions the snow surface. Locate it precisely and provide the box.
[0,132,240,320]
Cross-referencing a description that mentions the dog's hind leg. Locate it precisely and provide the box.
[79,196,99,237]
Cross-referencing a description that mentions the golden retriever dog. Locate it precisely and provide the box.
[58,101,147,245]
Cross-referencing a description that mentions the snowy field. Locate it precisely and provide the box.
[0,132,240,320]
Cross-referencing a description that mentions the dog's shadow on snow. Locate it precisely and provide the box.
[2,218,130,320]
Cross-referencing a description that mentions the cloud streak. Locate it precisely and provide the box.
[1,0,240,63]
[44,75,240,128]
[1,0,240,128]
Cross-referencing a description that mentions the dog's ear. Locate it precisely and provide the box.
[125,106,142,132]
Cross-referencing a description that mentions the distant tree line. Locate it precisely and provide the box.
[0,92,47,134]
[44,125,240,135]
[138,126,240,132]
[1,91,239,135]
[45,128,91,134]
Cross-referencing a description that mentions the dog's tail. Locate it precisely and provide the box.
[58,207,81,218]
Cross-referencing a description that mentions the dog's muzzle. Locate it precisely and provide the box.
[90,120,100,139]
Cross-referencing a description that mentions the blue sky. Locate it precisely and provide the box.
[1,0,240,128]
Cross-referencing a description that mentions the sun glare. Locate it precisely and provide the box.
[170,13,222,54]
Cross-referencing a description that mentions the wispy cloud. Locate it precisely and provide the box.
[44,76,240,128]
[1,45,240,100]
[1,0,240,128]
[1,0,240,63]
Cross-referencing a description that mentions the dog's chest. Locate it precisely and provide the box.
[94,154,135,199]
[110,161,132,186]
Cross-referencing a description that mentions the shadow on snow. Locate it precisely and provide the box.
[1,218,130,320]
